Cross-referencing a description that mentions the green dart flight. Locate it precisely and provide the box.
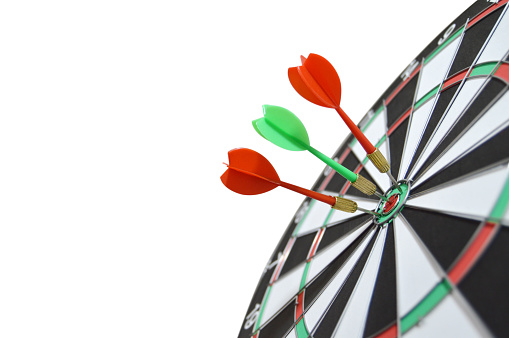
[253,105,380,198]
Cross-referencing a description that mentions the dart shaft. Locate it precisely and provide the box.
[335,106,376,154]
[305,144,358,182]
[279,181,336,206]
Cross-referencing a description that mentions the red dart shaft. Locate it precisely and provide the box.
[279,181,336,206]
[335,106,376,154]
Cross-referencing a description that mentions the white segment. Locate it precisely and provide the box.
[296,200,332,235]
[415,91,509,187]
[410,78,486,179]
[399,98,436,179]
[394,217,442,316]
[404,294,486,338]
[328,199,378,225]
[477,8,509,64]
[259,264,305,327]
[284,327,297,338]
[333,228,387,338]
[304,228,377,333]
[306,220,373,283]
[407,164,509,221]
[415,35,462,101]
[351,110,387,162]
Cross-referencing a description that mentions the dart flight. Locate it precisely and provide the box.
[289,53,400,189]
[220,148,367,213]
[252,105,380,197]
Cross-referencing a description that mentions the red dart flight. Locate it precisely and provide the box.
[221,148,359,213]
[288,53,399,188]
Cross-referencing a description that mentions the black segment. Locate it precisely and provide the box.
[363,225,397,338]
[405,84,460,178]
[458,226,509,337]
[258,299,296,338]
[412,126,509,195]
[280,232,316,277]
[401,207,480,271]
[414,79,506,180]
[389,118,409,179]
[447,7,503,78]
[304,225,373,312]
[311,229,379,337]
[386,75,419,128]
[318,214,372,253]
[324,172,349,196]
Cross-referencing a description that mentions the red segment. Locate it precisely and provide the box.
[448,222,497,284]
[385,65,421,105]
[494,63,509,83]
[467,0,508,29]
[442,68,468,90]
[375,324,398,338]
[295,292,305,322]
[307,228,325,261]
[382,194,400,214]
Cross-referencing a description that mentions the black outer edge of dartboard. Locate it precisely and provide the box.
[361,0,494,123]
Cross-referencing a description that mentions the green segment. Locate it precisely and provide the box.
[470,62,499,77]
[255,285,272,331]
[425,26,464,64]
[401,280,452,333]
[415,84,440,110]
[490,174,509,222]
[300,262,311,289]
[296,318,310,337]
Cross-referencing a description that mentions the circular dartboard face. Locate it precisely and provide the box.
[239,1,509,337]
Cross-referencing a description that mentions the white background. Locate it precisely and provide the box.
[0,0,475,337]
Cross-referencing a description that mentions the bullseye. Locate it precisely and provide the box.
[382,194,400,214]
[375,180,411,226]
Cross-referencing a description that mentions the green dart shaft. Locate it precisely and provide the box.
[301,142,358,183]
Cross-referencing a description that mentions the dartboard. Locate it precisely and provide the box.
[238,1,509,337]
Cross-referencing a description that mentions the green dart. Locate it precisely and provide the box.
[253,105,385,199]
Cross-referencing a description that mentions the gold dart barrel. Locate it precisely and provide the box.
[367,148,390,173]
[351,174,377,195]
[332,196,357,213]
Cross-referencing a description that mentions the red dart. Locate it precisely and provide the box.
[289,53,400,189]
[221,148,377,214]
